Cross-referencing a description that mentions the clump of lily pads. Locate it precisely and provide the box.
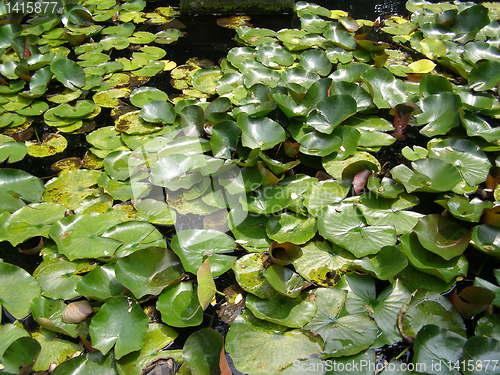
[1,0,500,374]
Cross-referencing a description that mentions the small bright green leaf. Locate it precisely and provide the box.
[197,258,216,310]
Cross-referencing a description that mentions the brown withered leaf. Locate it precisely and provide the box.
[391,102,420,139]
[451,286,495,319]
[353,169,372,194]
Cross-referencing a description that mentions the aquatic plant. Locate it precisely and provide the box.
[1,0,500,374]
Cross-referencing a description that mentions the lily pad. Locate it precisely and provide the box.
[130,87,169,108]
[471,224,500,257]
[0,262,41,319]
[266,212,317,244]
[183,328,225,375]
[115,247,185,298]
[51,57,86,90]
[0,168,44,213]
[306,94,357,134]
[398,288,466,343]
[171,229,236,276]
[225,312,322,375]
[140,100,176,124]
[317,203,397,257]
[156,282,204,327]
[89,296,149,359]
[304,287,378,357]
[49,212,122,260]
[429,138,491,186]
[34,258,96,300]
[237,114,286,150]
[76,264,125,301]
[26,133,67,157]
[413,214,471,260]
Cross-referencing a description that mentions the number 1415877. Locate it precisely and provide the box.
[5,1,59,14]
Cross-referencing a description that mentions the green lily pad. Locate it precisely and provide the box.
[43,167,104,208]
[361,67,407,109]
[415,92,462,136]
[93,88,130,108]
[245,184,294,215]
[227,207,271,252]
[307,94,357,134]
[468,60,500,91]
[51,352,118,375]
[256,43,294,69]
[298,48,332,76]
[115,247,185,298]
[34,258,96,300]
[317,203,397,257]
[26,133,67,157]
[130,87,169,108]
[100,35,131,50]
[30,297,78,338]
[115,323,178,374]
[49,212,122,261]
[156,282,204,327]
[191,67,222,94]
[225,312,322,375]
[233,253,278,299]
[429,138,491,186]
[303,179,350,216]
[76,264,125,301]
[31,329,82,372]
[89,296,149,359]
[298,130,342,156]
[399,288,466,343]
[140,100,176,124]
[471,225,500,257]
[246,291,317,328]
[435,194,492,222]
[304,287,378,357]
[0,168,44,213]
[345,275,412,346]
[155,28,181,44]
[398,233,468,283]
[266,212,317,244]
[461,336,500,375]
[475,314,500,340]
[0,202,67,246]
[263,264,309,298]
[50,57,86,90]
[237,114,286,150]
[183,328,225,375]
[0,336,41,374]
[413,214,471,260]
[115,110,164,135]
[171,229,236,276]
[0,262,41,319]
[412,325,467,373]
[53,100,99,119]
[292,239,352,287]
[0,136,26,163]
[391,158,462,193]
